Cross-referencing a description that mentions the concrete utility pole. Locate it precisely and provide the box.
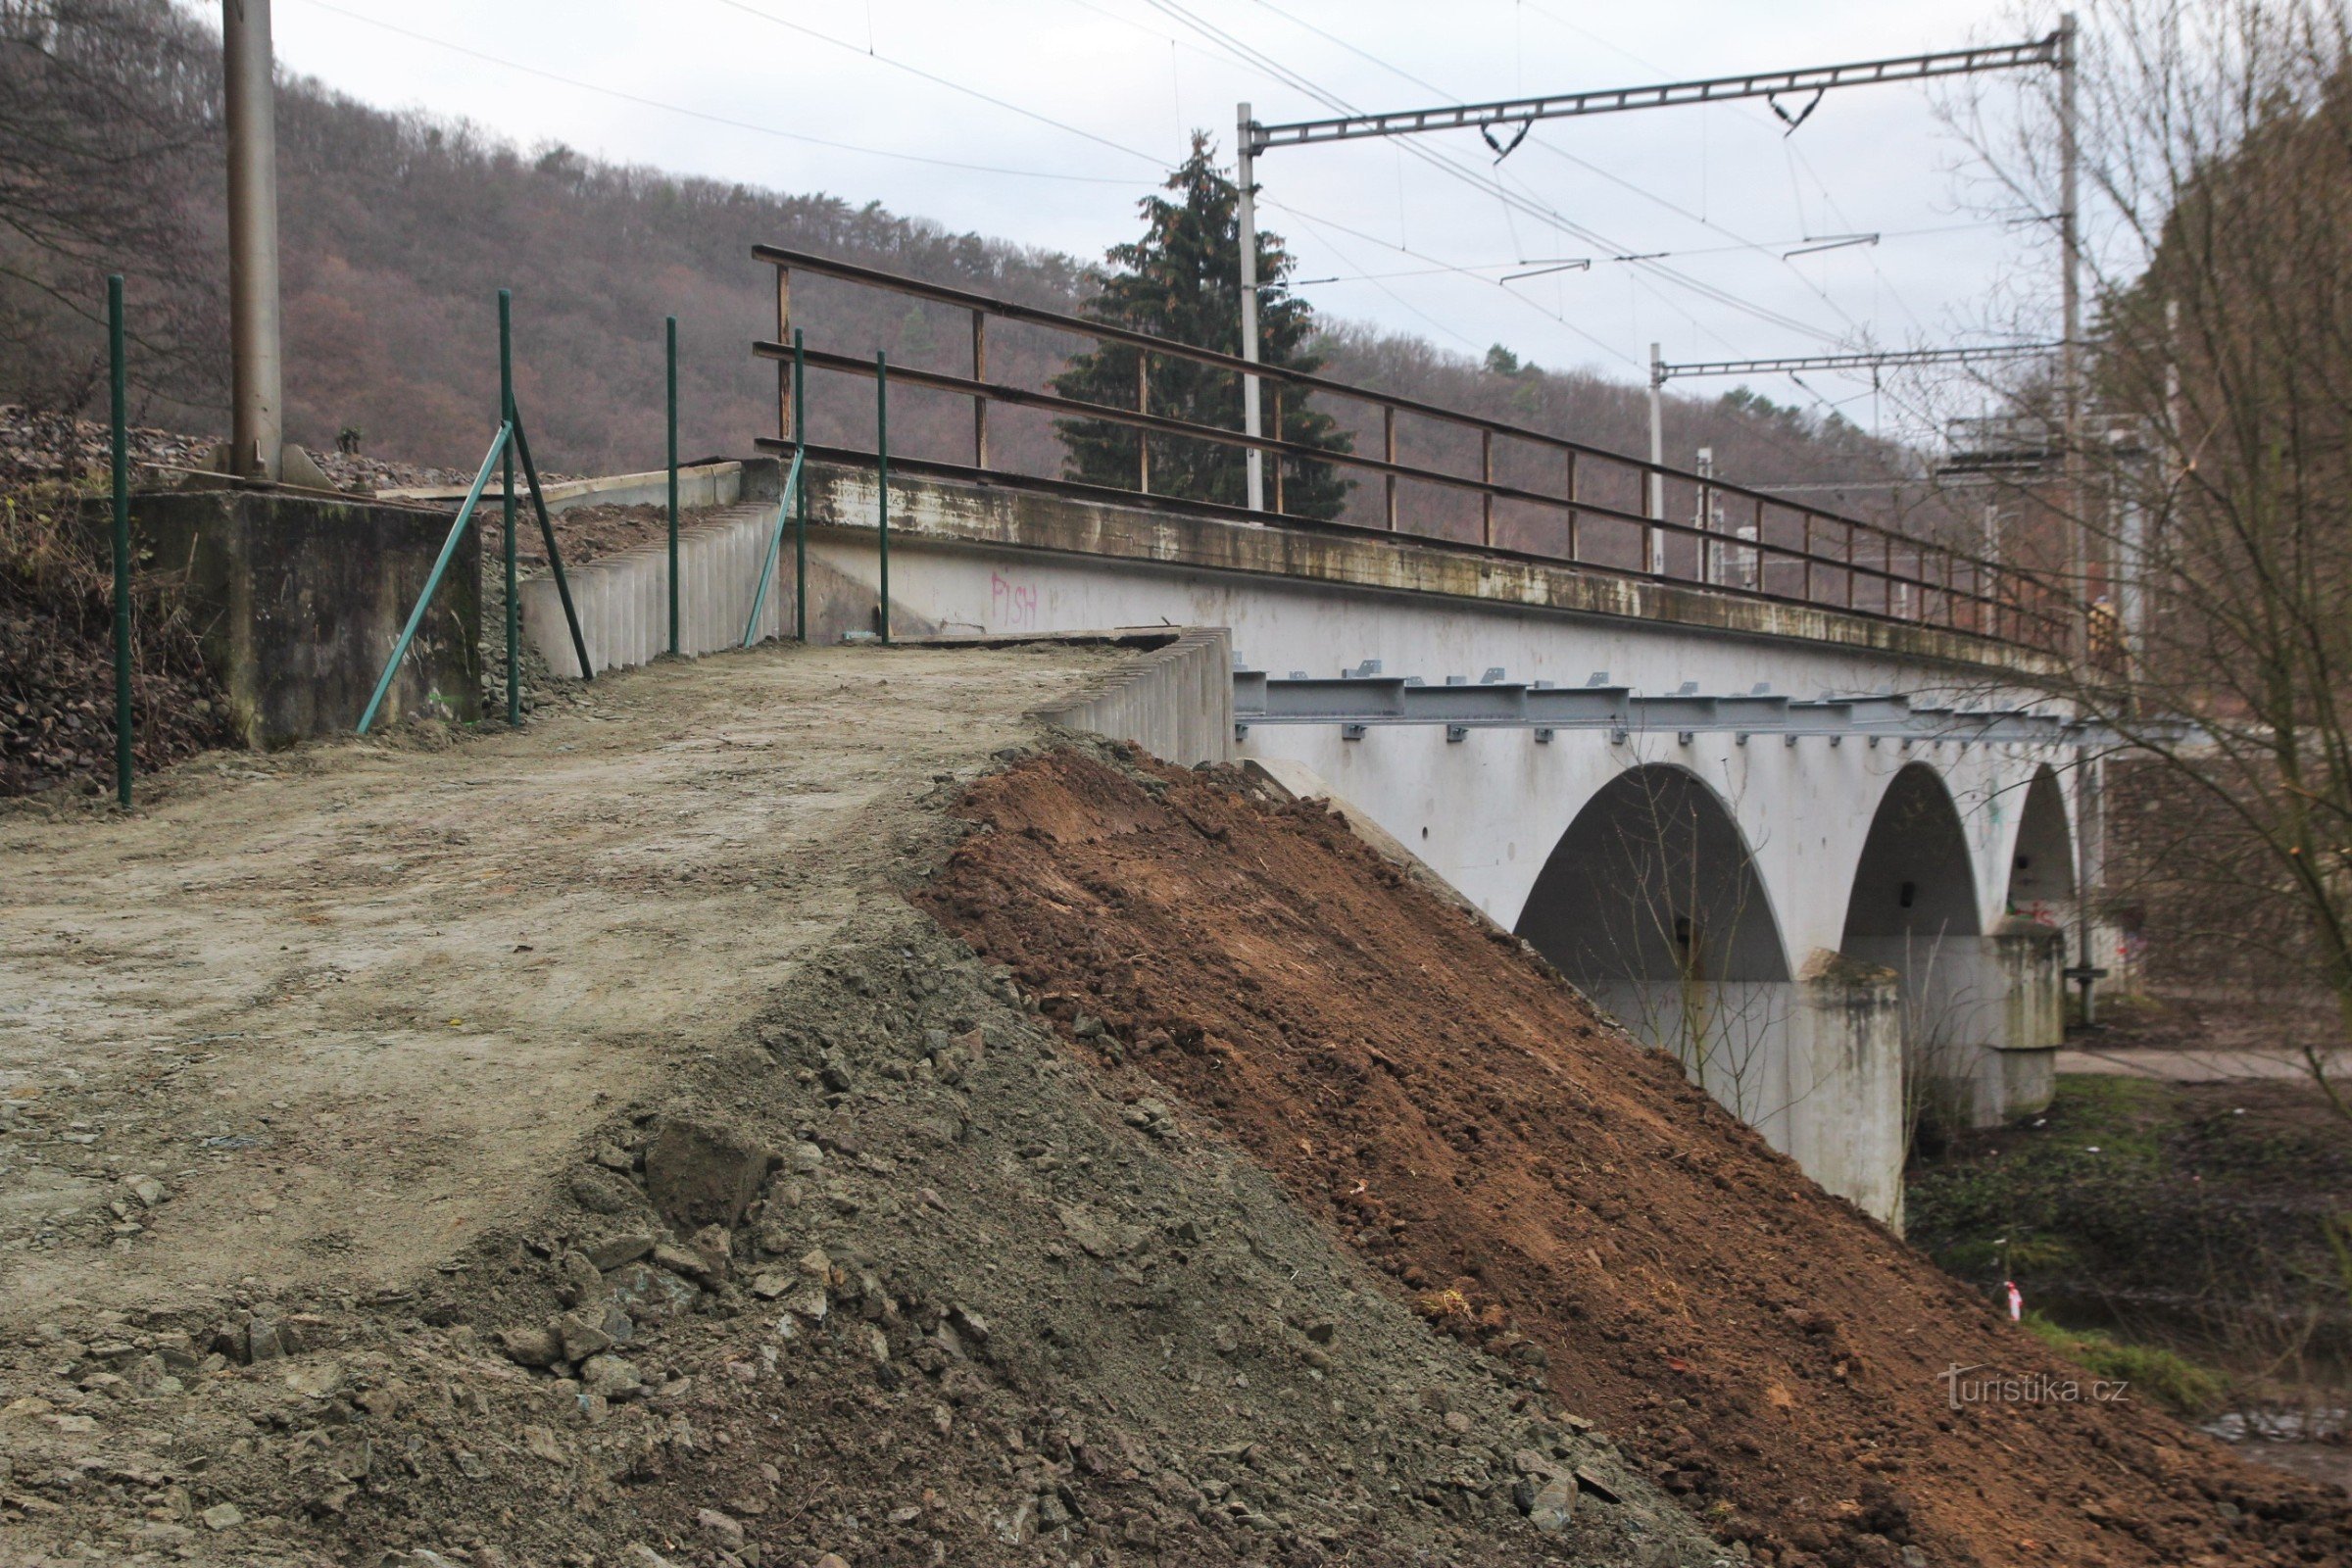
[2055,10,2103,1027]
[223,0,284,482]
[1646,343,1665,574]
[1236,103,1265,512]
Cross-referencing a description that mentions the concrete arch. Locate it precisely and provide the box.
[1515,763,1791,987]
[1840,762,1983,956]
[2005,764,2077,919]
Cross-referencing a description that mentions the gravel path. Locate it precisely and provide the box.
[0,640,1112,1322]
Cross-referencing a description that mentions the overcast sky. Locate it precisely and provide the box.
[271,0,2060,423]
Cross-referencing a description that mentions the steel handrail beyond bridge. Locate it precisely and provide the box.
[750,245,2068,650]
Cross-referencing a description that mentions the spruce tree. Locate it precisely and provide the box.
[1054,134,1351,517]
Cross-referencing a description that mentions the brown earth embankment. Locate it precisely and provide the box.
[918,746,2352,1568]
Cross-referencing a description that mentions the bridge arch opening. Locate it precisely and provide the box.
[1516,764,1790,1116]
[1840,763,1982,954]
[2005,765,2076,921]
[1839,762,1987,1135]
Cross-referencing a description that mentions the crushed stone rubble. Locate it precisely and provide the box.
[0,903,1730,1568]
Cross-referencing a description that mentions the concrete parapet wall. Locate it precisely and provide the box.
[384,459,753,514]
[1032,627,1233,768]
[517,500,787,677]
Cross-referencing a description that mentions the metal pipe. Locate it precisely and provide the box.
[1236,103,1264,512]
[667,314,679,658]
[222,0,283,481]
[876,351,892,645]
[109,275,132,808]
[501,290,518,726]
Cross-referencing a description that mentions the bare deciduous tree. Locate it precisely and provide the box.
[1950,0,2352,1116]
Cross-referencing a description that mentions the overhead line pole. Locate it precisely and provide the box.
[1237,102,1265,512]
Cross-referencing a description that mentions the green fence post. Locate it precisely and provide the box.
[876,349,891,647]
[108,275,131,809]
[500,289,518,726]
[666,314,679,657]
[793,329,807,643]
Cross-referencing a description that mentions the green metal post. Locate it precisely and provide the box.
[876,350,891,646]
[500,290,518,726]
[793,329,808,643]
[108,275,131,808]
[666,315,679,657]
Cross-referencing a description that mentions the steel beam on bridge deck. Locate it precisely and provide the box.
[1232,668,2120,748]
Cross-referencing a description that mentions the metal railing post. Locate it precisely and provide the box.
[1481,427,1494,547]
[108,275,131,808]
[1269,386,1285,514]
[876,350,892,646]
[775,265,792,442]
[1137,352,1151,494]
[793,329,808,643]
[1564,448,1578,561]
[500,289,518,726]
[1383,406,1397,530]
[666,314,679,657]
[970,311,988,467]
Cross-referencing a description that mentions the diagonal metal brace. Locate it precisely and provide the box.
[510,411,594,683]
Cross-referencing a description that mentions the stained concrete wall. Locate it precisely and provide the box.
[98,489,479,745]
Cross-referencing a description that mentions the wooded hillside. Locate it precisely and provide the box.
[4,0,1915,514]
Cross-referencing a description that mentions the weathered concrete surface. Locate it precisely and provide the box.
[795,459,2061,677]
[94,489,478,746]
[382,457,750,513]
[1028,626,1234,768]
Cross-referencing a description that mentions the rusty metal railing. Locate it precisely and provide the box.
[751,244,2069,650]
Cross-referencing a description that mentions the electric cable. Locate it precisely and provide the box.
[291,0,1147,184]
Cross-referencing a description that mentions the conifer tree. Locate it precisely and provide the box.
[1054,134,1351,516]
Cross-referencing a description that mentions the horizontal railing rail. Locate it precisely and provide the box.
[751,243,2071,651]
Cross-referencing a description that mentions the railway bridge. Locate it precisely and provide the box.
[518,252,2108,1226]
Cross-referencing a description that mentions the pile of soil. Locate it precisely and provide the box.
[917,747,2352,1568]
[0,906,1726,1568]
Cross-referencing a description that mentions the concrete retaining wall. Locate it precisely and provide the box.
[97,489,479,744]
[518,501,788,677]
[1032,628,1234,768]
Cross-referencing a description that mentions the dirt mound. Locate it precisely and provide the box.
[0,656,1729,1568]
[0,906,1726,1568]
[917,747,2352,1568]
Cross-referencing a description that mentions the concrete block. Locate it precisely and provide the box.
[90,489,480,745]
